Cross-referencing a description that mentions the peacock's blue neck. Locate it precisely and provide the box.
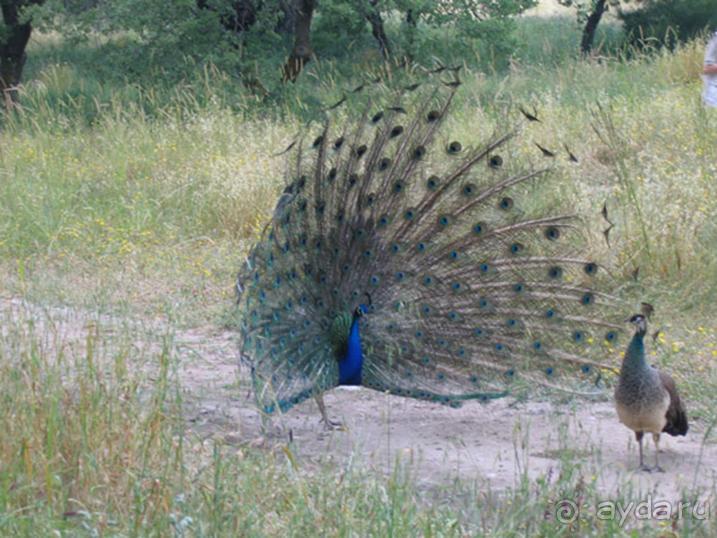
[339,316,363,385]
[622,330,647,375]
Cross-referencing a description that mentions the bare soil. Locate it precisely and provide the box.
[3,296,714,503]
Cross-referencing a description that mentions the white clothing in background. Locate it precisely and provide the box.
[703,32,717,107]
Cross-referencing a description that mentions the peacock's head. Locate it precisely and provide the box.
[353,292,372,320]
[626,314,647,335]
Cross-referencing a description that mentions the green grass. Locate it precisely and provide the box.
[0,306,460,536]
[3,36,715,321]
[1,304,716,536]
[1,17,717,536]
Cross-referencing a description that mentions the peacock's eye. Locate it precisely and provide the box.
[447,141,462,154]
[489,155,503,168]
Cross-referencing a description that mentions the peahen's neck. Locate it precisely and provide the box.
[338,315,363,385]
[620,330,648,377]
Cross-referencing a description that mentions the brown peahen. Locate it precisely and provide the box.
[615,314,688,472]
[235,80,628,427]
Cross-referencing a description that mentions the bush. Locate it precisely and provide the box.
[619,0,717,49]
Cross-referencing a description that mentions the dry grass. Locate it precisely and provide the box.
[1,31,717,536]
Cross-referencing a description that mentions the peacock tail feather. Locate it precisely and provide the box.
[237,81,627,415]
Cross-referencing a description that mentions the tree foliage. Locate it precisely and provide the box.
[393,0,536,62]
[618,0,717,49]
[30,0,537,88]
[557,0,628,54]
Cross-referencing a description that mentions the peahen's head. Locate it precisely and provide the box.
[626,314,647,336]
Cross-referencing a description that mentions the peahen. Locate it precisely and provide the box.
[236,82,627,427]
[615,314,688,472]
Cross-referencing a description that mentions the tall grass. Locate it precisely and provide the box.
[1,21,717,536]
[1,303,715,536]
[2,29,714,319]
[0,305,463,536]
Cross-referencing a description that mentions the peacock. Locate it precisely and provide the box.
[235,80,628,428]
[615,314,688,472]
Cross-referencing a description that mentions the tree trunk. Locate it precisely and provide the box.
[196,0,257,33]
[276,0,296,35]
[365,0,390,60]
[581,0,607,55]
[233,0,257,32]
[0,1,33,104]
[282,0,315,83]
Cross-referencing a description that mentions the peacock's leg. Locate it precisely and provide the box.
[636,431,651,472]
[315,394,342,430]
[652,433,665,472]
[251,410,289,447]
[259,409,271,436]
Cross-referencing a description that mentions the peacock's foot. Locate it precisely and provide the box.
[320,417,345,431]
[248,436,269,448]
[259,421,290,441]
[638,464,653,473]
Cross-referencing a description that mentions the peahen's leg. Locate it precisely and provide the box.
[636,431,651,472]
[315,394,342,429]
[652,433,665,473]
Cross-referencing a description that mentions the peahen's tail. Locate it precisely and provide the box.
[237,76,629,414]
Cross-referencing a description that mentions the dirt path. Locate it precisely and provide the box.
[3,296,715,503]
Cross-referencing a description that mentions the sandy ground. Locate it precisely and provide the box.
[2,297,715,504]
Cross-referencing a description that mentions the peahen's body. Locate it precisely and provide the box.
[236,82,627,424]
[615,314,688,471]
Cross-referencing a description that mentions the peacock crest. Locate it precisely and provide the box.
[236,77,628,416]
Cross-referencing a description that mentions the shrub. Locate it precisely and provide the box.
[619,0,717,49]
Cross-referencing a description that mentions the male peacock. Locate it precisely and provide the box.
[615,314,688,472]
[236,81,627,427]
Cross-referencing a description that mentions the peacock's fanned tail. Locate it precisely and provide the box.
[238,84,626,414]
